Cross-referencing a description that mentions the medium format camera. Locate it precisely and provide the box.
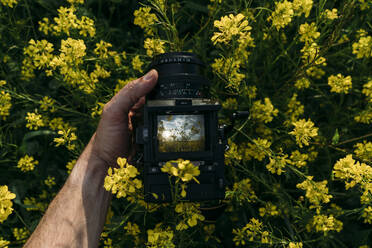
[136,52,226,202]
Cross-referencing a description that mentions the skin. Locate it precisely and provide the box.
[24,69,158,248]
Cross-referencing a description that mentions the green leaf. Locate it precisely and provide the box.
[332,128,340,145]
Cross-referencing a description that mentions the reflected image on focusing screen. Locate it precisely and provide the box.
[157,115,205,153]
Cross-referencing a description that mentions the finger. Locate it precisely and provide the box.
[103,69,158,119]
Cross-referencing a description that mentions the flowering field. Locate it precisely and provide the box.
[0,0,372,247]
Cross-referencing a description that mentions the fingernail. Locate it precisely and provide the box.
[144,70,155,81]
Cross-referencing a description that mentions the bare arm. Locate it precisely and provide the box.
[24,70,158,248]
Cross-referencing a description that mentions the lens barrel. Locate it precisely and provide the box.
[148,52,209,100]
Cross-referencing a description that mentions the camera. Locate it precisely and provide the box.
[136,52,226,202]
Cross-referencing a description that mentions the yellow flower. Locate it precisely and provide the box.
[294,77,310,89]
[241,138,271,161]
[251,98,279,123]
[227,178,257,204]
[144,38,166,57]
[211,57,245,91]
[362,206,372,224]
[307,214,343,235]
[17,155,39,172]
[232,218,270,245]
[0,0,17,7]
[175,202,205,230]
[299,22,320,43]
[124,222,141,236]
[211,13,254,46]
[0,90,12,120]
[66,159,76,174]
[292,0,313,17]
[266,155,289,175]
[0,185,16,223]
[39,96,56,113]
[161,159,200,183]
[288,242,303,248]
[352,36,372,59]
[146,224,175,248]
[290,150,308,168]
[91,102,105,118]
[297,176,333,208]
[354,141,372,162]
[23,39,54,70]
[259,202,280,217]
[25,110,45,130]
[13,227,30,241]
[104,157,142,198]
[94,40,112,59]
[267,0,294,30]
[324,8,338,20]
[131,55,143,73]
[224,139,242,165]
[362,79,372,103]
[44,176,56,188]
[289,119,318,147]
[328,74,352,94]
[67,0,84,5]
[354,107,372,124]
[285,93,304,125]
[133,7,158,36]
[0,238,10,248]
[53,128,77,151]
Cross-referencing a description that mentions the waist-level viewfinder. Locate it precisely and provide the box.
[136,52,226,202]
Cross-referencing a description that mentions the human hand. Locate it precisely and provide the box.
[90,69,158,167]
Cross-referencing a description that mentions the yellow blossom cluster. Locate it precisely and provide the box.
[0,90,11,120]
[13,227,30,242]
[222,98,238,110]
[251,98,278,123]
[289,118,318,147]
[290,150,309,168]
[266,154,290,175]
[300,42,326,78]
[146,224,175,248]
[362,79,372,102]
[285,93,304,125]
[259,202,280,217]
[44,176,56,188]
[362,206,372,224]
[288,242,303,248]
[0,185,16,223]
[23,194,48,212]
[299,22,320,43]
[324,9,338,20]
[227,178,257,204]
[94,40,112,59]
[211,13,254,48]
[132,55,144,73]
[174,202,205,230]
[296,176,333,208]
[66,159,76,174]
[224,139,242,166]
[53,128,77,151]
[294,77,310,90]
[352,35,372,59]
[115,77,135,94]
[328,74,353,94]
[39,96,56,113]
[133,7,158,36]
[232,218,271,246]
[91,102,105,118]
[161,159,200,183]
[267,1,294,30]
[354,141,372,162]
[211,57,245,91]
[0,238,10,248]
[241,138,271,161]
[292,0,313,17]
[104,157,142,198]
[25,110,45,130]
[144,38,166,57]
[38,5,95,37]
[354,107,372,124]
[124,222,141,246]
[0,0,17,7]
[333,155,372,204]
[17,155,39,172]
[306,214,343,235]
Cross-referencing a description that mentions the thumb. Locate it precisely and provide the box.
[103,69,158,118]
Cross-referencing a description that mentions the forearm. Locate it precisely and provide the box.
[25,135,111,248]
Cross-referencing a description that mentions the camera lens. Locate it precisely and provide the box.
[148,52,209,100]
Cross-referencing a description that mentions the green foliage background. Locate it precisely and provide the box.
[0,0,371,247]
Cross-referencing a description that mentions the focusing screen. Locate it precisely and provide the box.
[157,115,205,152]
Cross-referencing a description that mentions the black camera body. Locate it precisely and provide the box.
[136,52,226,202]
